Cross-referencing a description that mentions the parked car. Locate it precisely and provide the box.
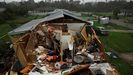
[95,27,109,36]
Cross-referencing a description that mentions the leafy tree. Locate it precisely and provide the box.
[113,8,120,19]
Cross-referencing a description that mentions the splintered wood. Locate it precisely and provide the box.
[11,23,119,75]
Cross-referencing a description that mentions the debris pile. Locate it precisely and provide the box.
[17,25,117,75]
[8,9,120,75]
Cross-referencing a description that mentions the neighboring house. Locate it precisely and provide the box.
[99,16,109,24]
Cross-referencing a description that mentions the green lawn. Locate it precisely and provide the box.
[94,21,129,30]
[100,32,133,52]
[0,15,44,41]
[106,55,133,75]
[92,16,133,75]
[94,12,113,16]
[0,24,13,41]
[100,32,133,75]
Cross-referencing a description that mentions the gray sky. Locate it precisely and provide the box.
[0,0,107,3]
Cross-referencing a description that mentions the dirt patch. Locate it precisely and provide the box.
[119,53,133,64]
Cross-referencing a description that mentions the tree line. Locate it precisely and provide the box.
[0,0,133,23]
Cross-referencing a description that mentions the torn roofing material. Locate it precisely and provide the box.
[8,9,88,35]
[8,19,43,35]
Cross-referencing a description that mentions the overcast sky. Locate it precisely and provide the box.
[0,0,108,3]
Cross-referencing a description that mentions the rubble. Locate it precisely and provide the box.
[8,9,120,75]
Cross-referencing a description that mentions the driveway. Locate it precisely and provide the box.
[110,19,133,30]
[108,29,133,33]
[119,53,133,65]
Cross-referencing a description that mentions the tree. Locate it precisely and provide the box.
[113,8,120,19]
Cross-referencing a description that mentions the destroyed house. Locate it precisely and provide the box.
[8,9,120,75]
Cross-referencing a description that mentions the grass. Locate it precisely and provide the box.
[94,21,129,30]
[0,24,13,41]
[90,16,133,75]
[81,12,112,21]
[93,12,113,16]
[106,55,133,75]
[100,32,133,52]
[81,15,89,21]
[93,21,101,28]
[0,15,44,41]
[96,19,133,75]
[99,31,133,75]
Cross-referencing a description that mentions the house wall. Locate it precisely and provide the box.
[67,23,85,31]
[49,23,85,32]
[11,35,28,66]
[16,44,27,66]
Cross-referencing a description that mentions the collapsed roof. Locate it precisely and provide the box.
[8,9,88,35]
[7,9,120,75]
